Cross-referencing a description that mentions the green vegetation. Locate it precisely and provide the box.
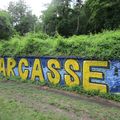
[85,0,120,33]
[0,74,120,102]
[42,0,120,36]
[0,97,66,120]
[0,0,119,59]
[0,0,119,60]
[0,30,120,60]
[47,82,120,102]
[0,77,120,120]
[0,11,14,39]
[8,0,37,35]
[1,0,120,38]
[0,0,120,119]
[62,86,120,102]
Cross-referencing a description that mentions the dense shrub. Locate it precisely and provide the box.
[0,30,120,60]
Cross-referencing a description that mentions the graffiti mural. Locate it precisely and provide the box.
[0,57,120,93]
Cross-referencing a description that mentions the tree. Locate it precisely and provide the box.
[41,0,88,37]
[73,0,88,34]
[0,10,14,39]
[8,0,38,35]
[85,0,120,33]
[14,12,37,35]
[41,4,58,36]
[41,0,74,37]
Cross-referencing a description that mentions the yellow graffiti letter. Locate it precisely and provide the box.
[83,61,109,93]
[47,59,61,85]
[31,59,44,82]
[18,58,29,80]
[0,58,6,76]
[65,59,80,87]
[7,58,16,77]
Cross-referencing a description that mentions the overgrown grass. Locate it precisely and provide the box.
[0,74,120,102]
[0,30,120,59]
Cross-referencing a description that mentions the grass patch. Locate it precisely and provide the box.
[0,76,120,120]
[0,74,120,103]
[0,97,69,120]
